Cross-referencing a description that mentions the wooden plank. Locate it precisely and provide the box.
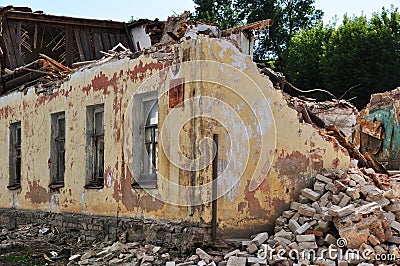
[73,28,85,61]
[79,29,92,61]
[16,21,22,64]
[109,33,116,48]
[123,23,135,52]
[120,34,129,48]
[2,21,18,69]
[65,25,73,66]
[33,23,38,49]
[4,71,45,91]
[93,32,104,59]
[6,11,126,29]
[101,32,111,52]
[115,33,122,44]
[1,59,45,83]
[11,21,24,66]
[40,53,71,72]
[84,29,94,60]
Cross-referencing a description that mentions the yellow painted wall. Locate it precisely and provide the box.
[0,38,350,237]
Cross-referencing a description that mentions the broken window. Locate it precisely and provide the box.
[49,112,65,189]
[85,105,105,189]
[132,92,158,188]
[8,122,21,190]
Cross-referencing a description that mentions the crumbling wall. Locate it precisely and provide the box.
[306,101,358,141]
[356,88,400,170]
[0,37,350,239]
[192,39,350,237]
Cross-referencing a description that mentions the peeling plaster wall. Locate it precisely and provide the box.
[0,38,350,238]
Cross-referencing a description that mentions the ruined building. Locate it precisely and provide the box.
[0,7,352,249]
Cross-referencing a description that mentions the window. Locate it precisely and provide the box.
[85,105,104,189]
[8,122,21,190]
[143,99,158,175]
[133,92,158,188]
[49,112,65,189]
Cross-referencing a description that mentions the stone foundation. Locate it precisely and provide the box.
[0,208,212,253]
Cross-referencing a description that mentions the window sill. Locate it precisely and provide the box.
[132,181,158,189]
[84,182,104,190]
[84,185,104,190]
[7,184,21,190]
[49,182,64,190]
[84,178,104,189]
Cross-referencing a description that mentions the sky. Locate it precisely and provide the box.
[0,0,399,24]
[314,0,398,24]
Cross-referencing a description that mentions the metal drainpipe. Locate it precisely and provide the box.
[211,134,218,241]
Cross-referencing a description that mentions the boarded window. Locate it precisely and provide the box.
[85,105,104,189]
[8,122,21,190]
[49,112,65,189]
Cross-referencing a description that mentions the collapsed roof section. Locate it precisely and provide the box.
[0,6,133,70]
[0,6,135,95]
[0,7,273,96]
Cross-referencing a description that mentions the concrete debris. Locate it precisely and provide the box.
[251,232,269,246]
[177,166,399,266]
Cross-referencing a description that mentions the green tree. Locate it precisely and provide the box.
[241,0,323,64]
[320,10,400,107]
[192,0,241,30]
[282,22,333,90]
[192,0,323,63]
[282,7,400,109]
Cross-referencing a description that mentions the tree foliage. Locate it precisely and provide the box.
[282,7,400,108]
[191,0,241,30]
[247,0,323,64]
[192,0,323,63]
[192,1,400,109]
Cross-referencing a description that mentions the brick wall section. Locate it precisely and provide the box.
[0,209,212,253]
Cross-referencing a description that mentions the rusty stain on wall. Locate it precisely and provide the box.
[25,180,50,204]
[275,151,309,177]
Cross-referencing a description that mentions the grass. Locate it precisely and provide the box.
[0,251,44,266]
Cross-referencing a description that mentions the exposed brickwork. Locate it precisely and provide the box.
[0,208,211,253]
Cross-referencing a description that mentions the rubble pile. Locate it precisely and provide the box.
[263,167,400,266]
[67,241,170,266]
[1,165,400,265]
[210,166,400,266]
[63,166,400,266]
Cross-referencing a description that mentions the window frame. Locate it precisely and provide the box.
[85,104,105,189]
[49,112,66,189]
[8,121,22,190]
[132,91,159,189]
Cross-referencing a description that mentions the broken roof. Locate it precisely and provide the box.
[0,6,133,71]
[0,7,272,96]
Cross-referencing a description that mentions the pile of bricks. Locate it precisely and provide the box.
[2,166,400,266]
[219,166,400,266]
